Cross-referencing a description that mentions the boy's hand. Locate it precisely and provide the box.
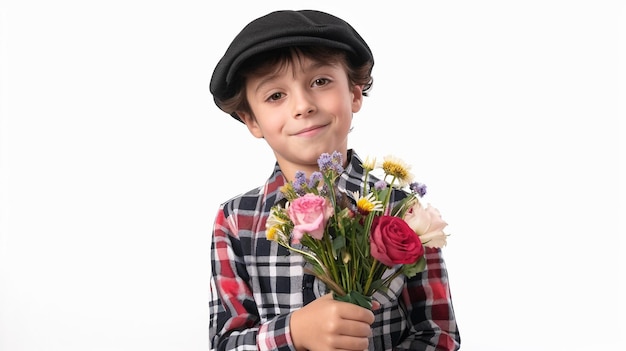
[290,294,375,351]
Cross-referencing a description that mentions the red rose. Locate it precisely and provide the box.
[369,216,424,267]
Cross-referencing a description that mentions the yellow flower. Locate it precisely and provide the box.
[342,252,351,264]
[381,155,414,187]
[266,226,278,241]
[355,191,383,215]
[361,156,376,171]
[266,206,291,242]
[279,183,298,200]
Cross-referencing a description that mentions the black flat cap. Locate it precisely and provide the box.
[210,10,373,119]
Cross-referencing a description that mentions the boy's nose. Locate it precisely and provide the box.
[295,108,315,118]
[293,95,316,118]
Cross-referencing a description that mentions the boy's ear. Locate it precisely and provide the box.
[351,85,364,113]
[236,111,264,139]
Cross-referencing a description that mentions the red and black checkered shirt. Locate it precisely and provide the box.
[209,150,460,351]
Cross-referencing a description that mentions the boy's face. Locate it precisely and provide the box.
[237,55,363,180]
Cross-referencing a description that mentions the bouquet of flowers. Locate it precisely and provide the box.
[266,151,449,308]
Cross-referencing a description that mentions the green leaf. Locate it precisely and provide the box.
[332,235,346,251]
[403,256,427,278]
[369,278,385,292]
[391,194,417,217]
[378,188,390,204]
[333,291,373,309]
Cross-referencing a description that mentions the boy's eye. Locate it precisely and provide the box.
[313,78,330,87]
[268,92,283,101]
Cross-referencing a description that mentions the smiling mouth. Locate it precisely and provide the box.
[293,124,328,136]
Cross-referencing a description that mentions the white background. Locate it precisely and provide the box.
[1,1,624,350]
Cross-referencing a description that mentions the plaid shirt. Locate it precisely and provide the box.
[209,150,460,351]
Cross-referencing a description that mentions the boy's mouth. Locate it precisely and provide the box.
[292,124,329,137]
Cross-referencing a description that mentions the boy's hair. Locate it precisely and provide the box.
[210,10,374,122]
[216,46,374,122]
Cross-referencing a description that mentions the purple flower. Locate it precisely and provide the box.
[410,182,427,197]
[293,171,307,194]
[330,151,344,173]
[318,151,344,174]
[308,172,323,188]
[374,180,387,190]
[317,153,333,172]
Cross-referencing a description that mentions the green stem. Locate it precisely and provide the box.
[378,268,404,292]
[383,175,397,213]
[322,230,340,286]
[362,169,370,198]
[287,245,324,270]
[363,260,379,294]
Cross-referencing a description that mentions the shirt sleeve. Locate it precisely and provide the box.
[397,247,461,351]
[209,206,295,351]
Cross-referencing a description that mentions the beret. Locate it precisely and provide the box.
[209,10,373,121]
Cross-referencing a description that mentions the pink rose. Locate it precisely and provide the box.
[403,201,448,248]
[369,216,424,267]
[287,193,334,244]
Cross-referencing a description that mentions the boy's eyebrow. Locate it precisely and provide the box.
[253,61,340,93]
[253,73,282,94]
[307,61,338,72]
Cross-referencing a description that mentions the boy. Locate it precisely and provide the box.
[209,10,460,351]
